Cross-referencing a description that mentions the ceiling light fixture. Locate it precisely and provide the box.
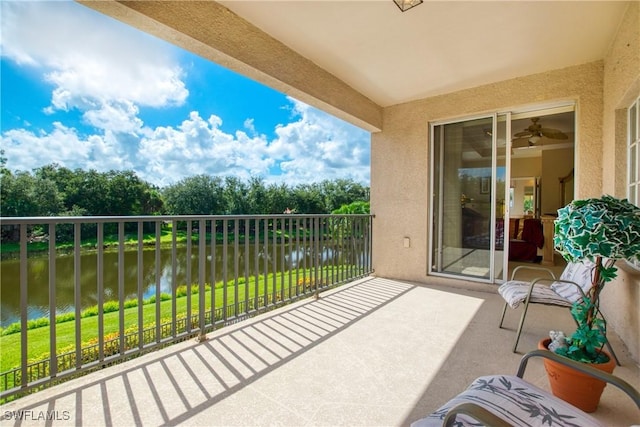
[528,135,542,145]
[393,0,423,12]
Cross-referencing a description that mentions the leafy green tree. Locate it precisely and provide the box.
[332,201,370,214]
[291,183,324,213]
[163,175,225,215]
[32,177,64,216]
[70,169,110,215]
[245,177,268,215]
[0,169,64,242]
[2,163,370,221]
[103,170,158,216]
[0,171,63,217]
[33,165,162,217]
[140,188,164,215]
[222,176,250,214]
[263,183,294,214]
[1,172,37,217]
[320,179,369,212]
[0,149,9,176]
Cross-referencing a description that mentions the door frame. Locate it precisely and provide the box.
[427,102,576,284]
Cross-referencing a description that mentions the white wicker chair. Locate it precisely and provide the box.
[497,261,620,365]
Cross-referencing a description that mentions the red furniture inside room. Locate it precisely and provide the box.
[508,218,544,262]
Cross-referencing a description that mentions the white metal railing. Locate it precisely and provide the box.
[0,214,373,401]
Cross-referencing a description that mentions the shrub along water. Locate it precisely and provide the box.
[0,284,210,337]
[0,266,345,393]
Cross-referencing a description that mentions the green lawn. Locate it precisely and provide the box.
[0,267,343,375]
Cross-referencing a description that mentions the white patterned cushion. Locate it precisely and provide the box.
[411,375,605,427]
[550,261,595,303]
[498,281,573,309]
[498,261,596,309]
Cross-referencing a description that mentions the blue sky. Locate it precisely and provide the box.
[0,1,370,188]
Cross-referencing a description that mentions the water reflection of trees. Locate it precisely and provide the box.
[0,241,364,326]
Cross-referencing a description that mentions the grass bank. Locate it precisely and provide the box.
[0,267,340,374]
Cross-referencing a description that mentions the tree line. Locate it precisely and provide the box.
[0,163,370,218]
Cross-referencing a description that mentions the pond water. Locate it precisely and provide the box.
[0,242,346,327]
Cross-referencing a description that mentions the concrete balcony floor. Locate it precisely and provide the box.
[1,277,638,426]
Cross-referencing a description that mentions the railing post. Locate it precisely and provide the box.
[244,218,250,315]
[186,220,193,334]
[171,220,178,339]
[117,222,125,355]
[272,218,277,305]
[97,223,105,362]
[263,218,268,308]
[19,224,28,389]
[234,219,239,319]
[198,219,206,342]
[288,217,293,299]
[137,221,144,350]
[222,218,228,322]
[210,219,217,328]
[75,222,83,369]
[314,216,320,299]
[253,218,259,312]
[49,224,58,378]
[155,221,161,343]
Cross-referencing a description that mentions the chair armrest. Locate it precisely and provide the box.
[530,278,588,301]
[510,277,581,306]
[517,350,640,409]
[510,265,556,281]
[443,402,512,427]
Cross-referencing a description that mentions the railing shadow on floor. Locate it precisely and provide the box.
[0,277,415,426]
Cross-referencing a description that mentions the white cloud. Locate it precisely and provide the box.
[2,98,369,187]
[1,1,188,118]
[267,99,370,184]
[82,101,143,134]
[136,112,275,186]
[0,2,370,188]
[131,100,370,187]
[243,118,256,135]
[1,124,87,170]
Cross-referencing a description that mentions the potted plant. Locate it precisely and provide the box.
[540,195,640,412]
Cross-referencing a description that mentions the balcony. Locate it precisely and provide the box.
[1,216,638,425]
[0,215,372,400]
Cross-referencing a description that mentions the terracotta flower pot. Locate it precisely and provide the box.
[538,338,615,413]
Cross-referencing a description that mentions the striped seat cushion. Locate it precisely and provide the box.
[550,261,594,303]
[498,281,574,309]
[411,375,604,427]
[498,261,596,309]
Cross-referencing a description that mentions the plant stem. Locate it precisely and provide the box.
[586,256,603,329]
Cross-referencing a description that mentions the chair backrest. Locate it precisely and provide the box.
[550,261,595,303]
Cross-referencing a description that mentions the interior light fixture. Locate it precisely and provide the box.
[393,0,423,12]
[528,135,542,145]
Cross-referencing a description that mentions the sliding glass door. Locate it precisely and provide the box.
[430,114,508,282]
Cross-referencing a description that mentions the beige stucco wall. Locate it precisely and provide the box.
[371,61,603,284]
[600,1,640,361]
[372,3,639,359]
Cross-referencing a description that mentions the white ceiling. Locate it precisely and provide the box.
[220,1,629,108]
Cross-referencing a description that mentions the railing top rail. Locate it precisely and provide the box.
[0,207,373,400]
[0,214,374,225]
